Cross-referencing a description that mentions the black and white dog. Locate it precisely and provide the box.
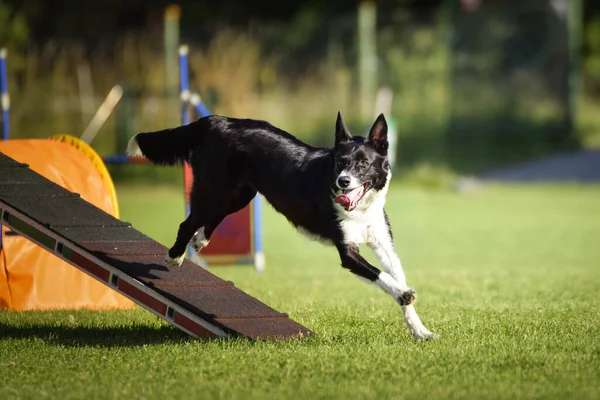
[128,112,435,340]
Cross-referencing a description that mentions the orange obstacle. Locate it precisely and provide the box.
[0,138,134,310]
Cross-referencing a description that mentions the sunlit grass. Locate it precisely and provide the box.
[1,183,599,399]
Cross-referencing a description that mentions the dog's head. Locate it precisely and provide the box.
[332,111,391,212]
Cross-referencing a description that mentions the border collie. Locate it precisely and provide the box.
[127,112,436,340]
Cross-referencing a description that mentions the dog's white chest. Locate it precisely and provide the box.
[336,205,385,245]
[335,184,388,245]
[339,216,370,244]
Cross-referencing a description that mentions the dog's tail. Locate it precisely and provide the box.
[127,118,210,166]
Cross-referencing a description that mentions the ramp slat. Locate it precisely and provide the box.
[2,196,131,228]
[0,167,51,184]
[78,240,165,256]
[214,317,311,341]
[156,286,286,320]
[0,182,81,198]
[95,254,232,289]
[56,226,151,243]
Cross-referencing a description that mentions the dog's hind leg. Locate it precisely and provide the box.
[167,196,227,266]
[190,184,257,253]
[190,226,210,253]
[166,189,229,267]
[166,212,203,267]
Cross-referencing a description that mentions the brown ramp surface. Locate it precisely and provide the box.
[0,151,314,341]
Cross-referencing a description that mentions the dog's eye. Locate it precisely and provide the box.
[359,160,369,168]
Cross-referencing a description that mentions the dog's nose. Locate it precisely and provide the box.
[337,176,351,188]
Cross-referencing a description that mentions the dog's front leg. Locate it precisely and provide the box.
[336,244,416,307]
[366,212,410,285]
[366,217,437,340]
[369,238,437,340]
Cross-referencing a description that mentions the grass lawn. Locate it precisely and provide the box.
[1,182,599,399]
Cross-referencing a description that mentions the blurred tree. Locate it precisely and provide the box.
[0,1,29,48]
[584,16,600,94]
[582,0,600,94]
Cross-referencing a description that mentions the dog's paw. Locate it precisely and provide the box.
[165,251,184,267]
[396,288,416,306]
[190,229,209,252]
[411,328,440,341]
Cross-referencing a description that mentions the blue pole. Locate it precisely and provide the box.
[252,194,265,272]
[179,45,190,126]
[179,45,195,259]
[193,102,211,118]
[103,154,131,164]
[1,48,9,140]
[190,93,211,118]
[0,48,8,253]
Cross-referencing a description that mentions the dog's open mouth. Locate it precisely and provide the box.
[334,182,370,211]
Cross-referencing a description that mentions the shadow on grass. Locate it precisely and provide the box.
[0,323,200,348]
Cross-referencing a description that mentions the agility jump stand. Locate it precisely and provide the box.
[102,46,265,272]
[178,45,265,271]
[0,151,313,340]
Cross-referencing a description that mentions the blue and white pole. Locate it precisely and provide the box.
[0,48,8,253]
[179,45,190,126]
[252,192,265,272]
[189,93,211,118]
[178,45,195,260]
[1,48,9,141]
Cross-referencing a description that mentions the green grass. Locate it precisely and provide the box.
[1,182,600,399]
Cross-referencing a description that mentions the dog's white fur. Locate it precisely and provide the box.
[191,227,210,252]
[335,170,435,340]
[165,228,210,267]
[165,252,185,267]
[126,134,143,157]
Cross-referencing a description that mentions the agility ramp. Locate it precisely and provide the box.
[0,151,313,340]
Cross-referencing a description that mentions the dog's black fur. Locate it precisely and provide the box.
[129,112,415,306]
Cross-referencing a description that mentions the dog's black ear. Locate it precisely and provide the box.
[335,111,352,147]
[366,113,389,155]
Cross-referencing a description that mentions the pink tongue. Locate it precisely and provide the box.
[334,186,363,211]
[334,194,351,210]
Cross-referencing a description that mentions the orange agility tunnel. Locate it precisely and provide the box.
[0,137,135,310]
